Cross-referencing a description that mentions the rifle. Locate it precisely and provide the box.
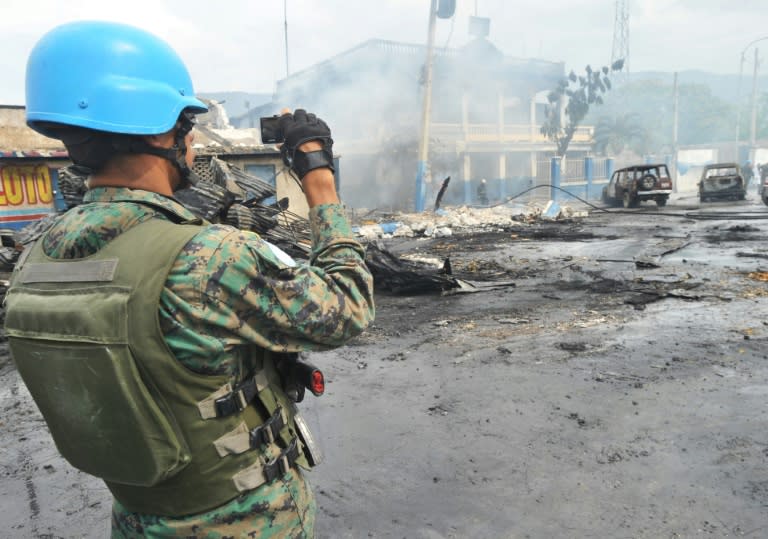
[275,353,325,403]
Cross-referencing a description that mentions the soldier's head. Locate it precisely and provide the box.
[25,21,208,189]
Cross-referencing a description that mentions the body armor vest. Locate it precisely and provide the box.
[4,215,312,516]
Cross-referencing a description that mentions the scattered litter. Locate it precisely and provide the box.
[497,318,530,325]
[352,202,590,240]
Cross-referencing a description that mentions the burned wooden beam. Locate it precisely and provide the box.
[365,242,460,295]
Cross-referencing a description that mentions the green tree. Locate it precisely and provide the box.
[540,60,624,156]
[592,113,649,156]
[587,78,737,152]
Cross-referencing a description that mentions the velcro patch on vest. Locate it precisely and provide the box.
[20,259,119,283]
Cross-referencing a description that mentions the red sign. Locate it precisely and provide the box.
[0,164,57,227]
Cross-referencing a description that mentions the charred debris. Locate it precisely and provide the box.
[0,162,587,296]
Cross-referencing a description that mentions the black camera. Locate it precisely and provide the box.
[260,115,283,144]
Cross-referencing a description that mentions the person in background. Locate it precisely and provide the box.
[752,161,760,191]
[743,160,754,190]
[5,20,374,538]
[477,178,489,205]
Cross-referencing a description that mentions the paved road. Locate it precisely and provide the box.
[1,194,767,538]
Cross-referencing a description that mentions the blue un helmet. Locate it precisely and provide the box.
[26,20,207,137]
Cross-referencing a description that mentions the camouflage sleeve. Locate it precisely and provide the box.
[166,203,374,356]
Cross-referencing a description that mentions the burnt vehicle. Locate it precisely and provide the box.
[759,164,768,206]
[698,163,747,203]
[601,164,673,208]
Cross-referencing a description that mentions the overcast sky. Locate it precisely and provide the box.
[1,0,767,105]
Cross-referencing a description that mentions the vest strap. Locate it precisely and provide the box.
[232,437,301,492]
[212,407,288,458]
[263,437,301,482]
[249,407,286,448]
[213,422,250,457]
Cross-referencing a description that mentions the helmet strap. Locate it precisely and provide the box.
[124,113,198,189]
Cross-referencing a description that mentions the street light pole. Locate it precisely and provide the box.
[734,35,768,149]
[749,47,761,148]
[415,0,438,213]
[284,0,290,77]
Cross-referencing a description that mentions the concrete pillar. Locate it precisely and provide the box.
[498,153,507,201]
[584,157,594,200]
[461,92,469,139]
[498,90,505,142]
[463,153,472,205]
[415,161,427,212]
[551,157,561,201]
[606,158,615,180]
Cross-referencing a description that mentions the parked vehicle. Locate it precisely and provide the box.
[601,164,673,208]
[698,163,746,203]
[759,164,768,206]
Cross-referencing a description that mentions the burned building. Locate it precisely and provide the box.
[241,37,592,210]
[0,105,70,229]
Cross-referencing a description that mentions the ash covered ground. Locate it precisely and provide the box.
[2,195,768,538]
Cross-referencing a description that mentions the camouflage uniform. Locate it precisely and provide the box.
[41,186,375,538]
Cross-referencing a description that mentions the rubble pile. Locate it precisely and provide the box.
[352,201,590,241]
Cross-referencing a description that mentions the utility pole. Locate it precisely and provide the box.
[672,72,679,146]
[415,0,438,212]
[672,72,679,186]
[749,47,760,148]
[283,0,290,77]
[734,36,768,152]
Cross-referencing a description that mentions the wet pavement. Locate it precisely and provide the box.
[2,192,768,538]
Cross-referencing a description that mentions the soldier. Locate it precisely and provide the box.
[4,21,374,537]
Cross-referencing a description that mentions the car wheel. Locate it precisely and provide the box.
[762,193,768,206]
[656,196,667,207]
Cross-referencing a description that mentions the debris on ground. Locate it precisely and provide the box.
[364,242,459,295]
[350,200,590,241]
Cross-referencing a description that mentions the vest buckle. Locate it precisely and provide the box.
[214,375,260,417]
[249,407,286,448]
[262,437,300,483]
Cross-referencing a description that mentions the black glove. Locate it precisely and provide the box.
[278,109,335,180]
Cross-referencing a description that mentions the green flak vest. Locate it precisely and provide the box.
[4,216,311,516]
